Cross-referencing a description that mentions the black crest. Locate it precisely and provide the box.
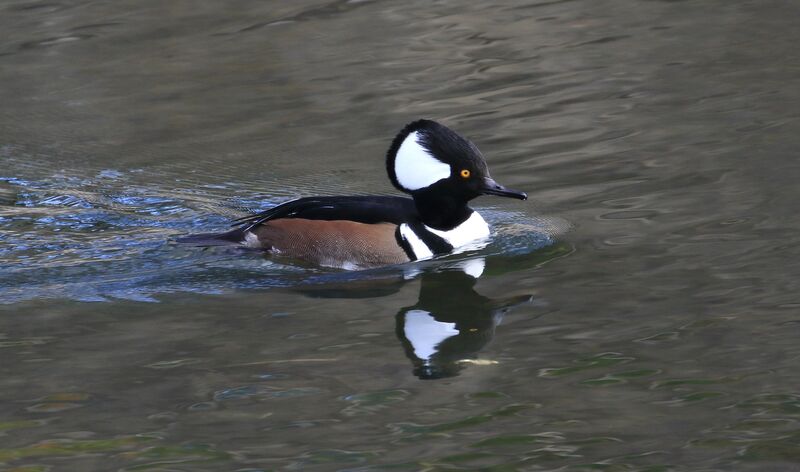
[385,119,488,194]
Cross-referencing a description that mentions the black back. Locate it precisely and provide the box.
[232,195,419,232]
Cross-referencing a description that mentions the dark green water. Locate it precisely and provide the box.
[2,0,800,470]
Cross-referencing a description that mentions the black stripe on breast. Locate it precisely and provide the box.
[395,226,417,260]
[405,221,453,257]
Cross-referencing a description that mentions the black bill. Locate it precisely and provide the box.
[481,177,527,200]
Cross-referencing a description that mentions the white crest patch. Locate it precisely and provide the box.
[425,211,490,250]
[399,223,434,260]
[394,131,451,191]
[403,309,459,360]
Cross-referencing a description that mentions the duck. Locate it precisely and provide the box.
[178,119,526,269]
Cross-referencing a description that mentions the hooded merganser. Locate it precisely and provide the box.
[178,119,527,269]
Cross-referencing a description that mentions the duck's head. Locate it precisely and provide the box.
[386,119,527,202]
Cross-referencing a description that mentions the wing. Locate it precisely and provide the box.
[232,195,418,231]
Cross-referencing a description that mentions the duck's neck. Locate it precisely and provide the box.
[412,192,473,231]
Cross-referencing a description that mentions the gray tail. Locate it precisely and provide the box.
[175,228,246,246]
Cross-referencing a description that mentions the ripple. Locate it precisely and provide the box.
[0,172,560,304]
[19,34,93,49]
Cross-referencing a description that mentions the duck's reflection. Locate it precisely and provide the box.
[395,259,531,379]
[292,242,573,380]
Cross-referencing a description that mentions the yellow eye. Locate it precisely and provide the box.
[460,169,471,178]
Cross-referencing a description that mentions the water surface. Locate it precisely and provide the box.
[2,0,800,470]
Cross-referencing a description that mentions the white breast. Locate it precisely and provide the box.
[399,211,491,261]
[426,211,491,249]
[399,223,434,260]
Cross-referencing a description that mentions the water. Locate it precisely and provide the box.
[2,0,800,470]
